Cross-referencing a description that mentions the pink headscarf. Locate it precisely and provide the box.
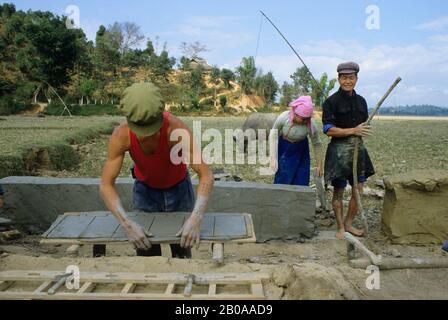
[289,96,315,135]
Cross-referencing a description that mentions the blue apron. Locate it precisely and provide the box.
[274,135,311,186]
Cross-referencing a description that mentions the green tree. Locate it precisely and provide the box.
[179,56,191,71]
[190,65,206,96]
[95,25,121,74]
[236,56,257,95]
[104,22,145,57]
[22,11,87,89]
[209,66,221,108]
[219,95,228,112]
[220,68,235,89]
[254,71,279,105]
[148,43,176,82]
[287,67,336,108]
[280,81,295,106]
[79,79,96,105]
[0,4,90,112]
[290,66,313,96]
[311,73,337,108]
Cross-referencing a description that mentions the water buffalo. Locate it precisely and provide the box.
[233,113,278,152]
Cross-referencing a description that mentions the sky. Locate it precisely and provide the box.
[7,0,448,107]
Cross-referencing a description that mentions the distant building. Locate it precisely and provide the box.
[189,57,213,72]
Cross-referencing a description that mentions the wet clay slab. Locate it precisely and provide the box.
[41,212,255,244]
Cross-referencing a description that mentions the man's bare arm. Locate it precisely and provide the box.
[171,116,214,249]
[100,127,151,250]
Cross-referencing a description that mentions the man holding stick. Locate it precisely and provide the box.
[322,62,375,239]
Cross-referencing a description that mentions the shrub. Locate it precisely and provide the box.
[219,95,227,111]
[44,102,120,116]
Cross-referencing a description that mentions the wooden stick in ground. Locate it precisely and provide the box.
[43,81,73,117]
[344,232,382,265]
[313,168,328,211]
[349,257,448,270]
[352,138,369,234]
[352,77,402,236]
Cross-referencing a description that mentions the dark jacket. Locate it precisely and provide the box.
[322,88,368,131]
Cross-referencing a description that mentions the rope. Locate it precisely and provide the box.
[254,13,264,64]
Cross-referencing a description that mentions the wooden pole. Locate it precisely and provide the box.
[344,232,382,265]
[352,77,402,235]
[349,257,448,270]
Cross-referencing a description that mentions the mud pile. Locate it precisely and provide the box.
[382,170,448,244]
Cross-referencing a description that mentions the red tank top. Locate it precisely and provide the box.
[129,112,187,189]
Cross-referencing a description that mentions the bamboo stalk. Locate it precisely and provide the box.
[352,77,402,235]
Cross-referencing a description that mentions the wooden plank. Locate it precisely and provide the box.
[77,282,95,294]
[121,283,136,294]
[40,236,257,245]
[0,270,268,300]
[183,275,194,297]
[66,245,80,256]
[0,281,14,291]
[208,284,217,295]
[160,244,171,258]
[245,214,254,237]
[212,243,224,265]
[33,281,53,294]
[0,292,266,300]
[164,283,175,295]
[0,271,270,285]
[251,283,264,297]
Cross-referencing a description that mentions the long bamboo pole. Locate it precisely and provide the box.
[352,77,402,235]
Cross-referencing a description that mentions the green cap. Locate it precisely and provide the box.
[119,83,165,137]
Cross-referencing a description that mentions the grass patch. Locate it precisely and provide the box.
[0,116,122,177]
[43,103,121,116]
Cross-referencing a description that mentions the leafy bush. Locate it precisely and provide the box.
[189,95,201,110]
[219,95,227,111]
[44,102,120,116]
[0,96,33,115]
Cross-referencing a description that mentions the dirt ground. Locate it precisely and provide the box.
[1,232,447,300]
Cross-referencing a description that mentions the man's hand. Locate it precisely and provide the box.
[0,196,4,209]
[176,214,203,249]
[122,219,153,250]
[353,123,373,137]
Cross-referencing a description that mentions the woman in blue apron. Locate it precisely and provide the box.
[270,96,323,186]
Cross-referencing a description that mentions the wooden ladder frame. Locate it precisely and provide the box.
[0,270,269,300]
